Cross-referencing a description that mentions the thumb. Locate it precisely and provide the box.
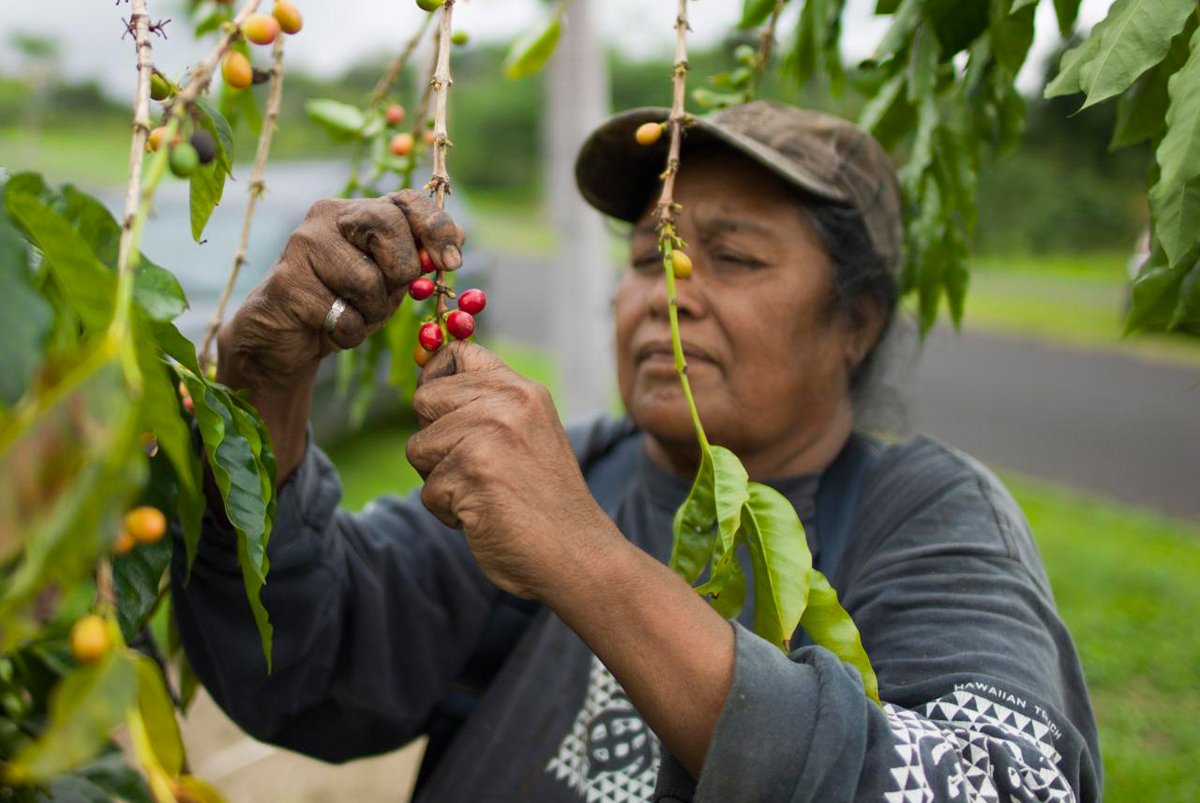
[417,339,506,386]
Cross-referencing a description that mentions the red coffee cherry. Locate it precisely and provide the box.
[409,277,435,301]
[418,321,444,352]
[418,249,435,274]
[456,288,487,315]
[385,104,406,126]
[446,310,475,340]
[389,133,414,156]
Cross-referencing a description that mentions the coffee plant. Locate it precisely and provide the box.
[1,0,1195,797]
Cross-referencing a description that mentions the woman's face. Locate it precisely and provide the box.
[615,148,867,478]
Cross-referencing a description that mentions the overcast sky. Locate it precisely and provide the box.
[2,0,1113,99]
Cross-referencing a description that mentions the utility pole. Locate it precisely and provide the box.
[545,0,615,420]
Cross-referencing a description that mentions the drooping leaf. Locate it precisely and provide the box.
[1125,241,1183,331]
[304,99,366,140]
[182,374,274,669]
[194,96,236,176]
[741,483,812,651]
[739,0,778,29]
[1052,0,1082,37]
[1076,0,1197,111]
[990,0,1036,73]
[1148,23,1200,268]
[173,775,230,803]
[1110,16,1196,149]
[504,5,563,80]
[189,158,228,243]
[710,445,750,558]
[1170,259,1200,327]
[1045,31,1103,97]
[669,447,716,585]
[133,655,184,776]
[48,750,153,803]
[699,550,748,620]
[801,569,880,703]
[922,0,989,55]
[0,181,51,407]
[7,650,138,782]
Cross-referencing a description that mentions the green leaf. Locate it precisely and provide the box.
[800,569,880,703]
[710,446,750,557]
[859,72,909,147]
[0,181,51,407]
[1148,22,1200,268]
[741,483,812,651]
[990,0,1036,73]
[1125,241,1183,331]
[905,26,940,102]
[1110,16,1196,149]
[875,0,923,60]
[49,750,153,803]
[1076,0,1197,111]
[1045,32,1102,97]
[304,99,366,140]
[922,0,989,54]
[189,159,227,243]
[7,650,138,782]
[182,374,274,669]
[1170,259,1200,327]
[669,448,716,585]
[504,5,563,79]
[194,96,236,176]
[699,552,747,620]
[133,655,184,776]
[1052,0,1082,37]
[113,536,170,643]
[739,0,778,29]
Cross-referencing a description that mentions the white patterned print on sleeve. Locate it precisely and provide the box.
[882,688,1075,803]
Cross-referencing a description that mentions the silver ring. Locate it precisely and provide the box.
[323,297,347,333]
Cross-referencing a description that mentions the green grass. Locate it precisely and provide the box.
[1,124,132,189]
[963,253,1200,367]
[324,410,1200,802]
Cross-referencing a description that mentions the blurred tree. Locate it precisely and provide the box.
[8,32,59,132]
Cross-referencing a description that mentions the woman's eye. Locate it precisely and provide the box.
[715,251,764,268]
[631,254,661,271]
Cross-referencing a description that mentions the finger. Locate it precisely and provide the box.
[268,264,368,351]
[336,199,421,289]
[385,189,465,272]
[406,406,475,477]
[307,235,392,326]
[419,453,464,529]
[418,341,507,387]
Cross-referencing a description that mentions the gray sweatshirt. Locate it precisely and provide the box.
[171,417,1101,802]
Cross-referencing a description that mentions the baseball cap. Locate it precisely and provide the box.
[574,100,903,274]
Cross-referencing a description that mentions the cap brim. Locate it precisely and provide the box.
[575,107,850,224]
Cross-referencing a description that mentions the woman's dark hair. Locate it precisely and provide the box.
[802,201,899,393]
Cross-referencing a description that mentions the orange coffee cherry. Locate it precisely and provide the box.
[113,530,136,556]
[242,13,281,45]
[390,133,415,156]
[124,506,167,545]
[147,126,168,152]
[273,2,303,35]
[69,615,111,664]
[635,122,664,146]
[222,52,253,90]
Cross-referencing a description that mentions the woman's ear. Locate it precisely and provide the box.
[843,295,888,373]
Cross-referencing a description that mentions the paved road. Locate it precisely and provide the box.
[904,327,1200,521]
[489,255,1200,520]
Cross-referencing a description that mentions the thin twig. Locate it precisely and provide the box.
[370,11,436,106]
[111,0,155,351]
[746,0,787,100]
[655,0,691,231]
[200,37,286,370]
[425,0,456,321]
[655,0,708,447]
[172,0,265,110]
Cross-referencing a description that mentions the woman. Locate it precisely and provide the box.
[173,101,1101,802]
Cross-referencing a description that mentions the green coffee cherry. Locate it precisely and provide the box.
[451,30,469,46]
[150,73,173,101]
[169,142,200,178]
[416,0,445,11]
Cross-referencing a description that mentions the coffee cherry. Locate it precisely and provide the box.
[635,122,664,146]
[416,0,445,11]
[670,249,693,279]
[169,143,200,178]
[408,277,435,301]
[390,133,414,157]
[146,126,168,152]
[150,73,173,101]
[222,52,253,90]
[273,1,303,35]
[113,529,136,556]
[423,130,437,147]
[385,104,406,126]
[451,30,469,46]
[190,130,217,165]
[418,321,444,352]
[456,288,487,315]
[418,249,435,274]
[413,342,433,367]
[69,615,111,664]
[243,13,281,45]
[446,310,475,340]
[125,506,167,545]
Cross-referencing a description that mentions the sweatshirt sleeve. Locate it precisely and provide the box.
[655,443,1102,802]
[170,434,500,762]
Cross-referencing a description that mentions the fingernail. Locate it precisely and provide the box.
[443,245,462,270]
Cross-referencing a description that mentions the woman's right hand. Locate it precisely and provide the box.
[218,190,464,385]
[215,190,464,480]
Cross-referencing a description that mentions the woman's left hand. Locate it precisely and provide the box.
[405,341,620,599]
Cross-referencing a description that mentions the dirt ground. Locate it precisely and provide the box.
[181,691,425,803]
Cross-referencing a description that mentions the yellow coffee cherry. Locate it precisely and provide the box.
[635,122,664,146]
[670,249,693,279]
[70,615,111,664]
[124,506,167,545]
